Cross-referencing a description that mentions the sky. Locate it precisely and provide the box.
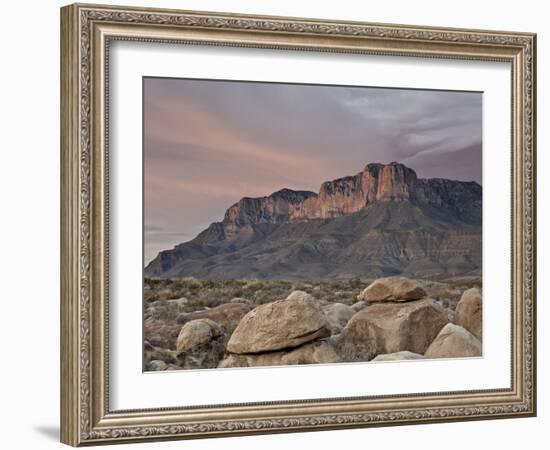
[144,77,482,264]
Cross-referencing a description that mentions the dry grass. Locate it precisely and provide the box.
[144,277,371,310]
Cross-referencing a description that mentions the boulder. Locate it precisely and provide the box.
[227,291,331,354]
[322,303,355,333]
[454,288,482,339]
[145,360,168,371]
[177,302,251,335]
[372,351,425,361]
[336,298,448,361]
[425,323,482,358]
[219,340,341,368]
[357,277,426,303]
[175,319,226,369]
[176,318,222,353]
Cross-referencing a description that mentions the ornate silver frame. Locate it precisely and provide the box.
[60,3,536,446]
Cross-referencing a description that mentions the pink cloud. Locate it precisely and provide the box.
[144,95,330,179]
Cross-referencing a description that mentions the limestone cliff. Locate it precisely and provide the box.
[145,162,482,279]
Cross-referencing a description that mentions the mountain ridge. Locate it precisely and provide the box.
[145,162,482,279]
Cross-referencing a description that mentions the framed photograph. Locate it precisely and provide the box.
[60,3,536,446]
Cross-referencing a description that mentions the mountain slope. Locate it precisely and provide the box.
[145,162,482,280]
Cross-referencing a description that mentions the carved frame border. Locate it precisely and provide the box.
[60,3,536,446]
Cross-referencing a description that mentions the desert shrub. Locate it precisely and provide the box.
[181,276,201,286]
[290,282,303,291]
[188,295,219,309]
[221,279,243,288]
[244,280,265,292]
[200,279,217,289]
[348,277,364,289]
[230,288,244,298]
[441,276,482,291]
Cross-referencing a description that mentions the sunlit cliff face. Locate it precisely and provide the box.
[220,161,481,235]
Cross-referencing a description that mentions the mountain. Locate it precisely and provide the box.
[145,162,482,280]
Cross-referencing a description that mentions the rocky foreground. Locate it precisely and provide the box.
[144,276,482,371]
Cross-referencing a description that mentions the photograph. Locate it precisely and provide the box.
[142,78,484,371]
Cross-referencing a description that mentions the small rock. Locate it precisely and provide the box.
[445,308,456,323]
[167,297,188,307]
[372,351,425,361]
[425,323,482,358]
[230,297,253,305]
[357,277,427,302]
[146,360,168,371]
[285,290,315,302]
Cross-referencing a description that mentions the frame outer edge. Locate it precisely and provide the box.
[61,3,81,447]
[529,33,536,416]
[61,2,537,445]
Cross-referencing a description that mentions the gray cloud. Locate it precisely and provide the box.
[144,77,482,263]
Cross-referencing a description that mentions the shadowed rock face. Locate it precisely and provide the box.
[145,162,482,279]
[219,340,341,368]
[334,298,449,361]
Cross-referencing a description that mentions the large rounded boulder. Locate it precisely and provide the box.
[357,277,427,303]
[425,323,482,358]
[226,291,331,354]
[454,288,482,340]
[336,298,448,361]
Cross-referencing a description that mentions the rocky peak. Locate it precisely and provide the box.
[375,162,417,201]
[221,188,316,236]
[220,162,480,232]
